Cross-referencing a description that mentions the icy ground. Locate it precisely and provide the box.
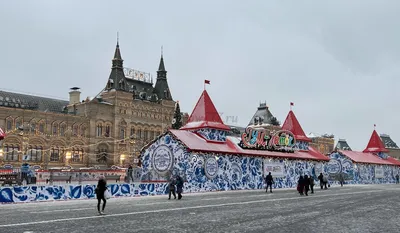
[1,184,400,233]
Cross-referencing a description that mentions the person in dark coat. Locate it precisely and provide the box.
[318,173,324,189]
[309,175,315,194]
[176,175,184,200]
[396,174,400,184]
[168,175,177,200]
[127,165,134,183]
[304,175,310,196]
[265,172,274,193]
[95,175,108,215]
[297,175,304,195]
[339,173,345,187]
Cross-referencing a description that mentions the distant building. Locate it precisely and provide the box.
[308,133,335,155]
[335,139,352,151]
[247,102,281,131]
[0,41,176,169]
[380,134,400,159]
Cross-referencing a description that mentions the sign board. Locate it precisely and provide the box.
[263,160,285,177]
[204,157,219,179]
[240,128,296,152]
[375,167,384,178]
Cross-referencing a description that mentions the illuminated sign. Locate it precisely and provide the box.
[240,127,296,152]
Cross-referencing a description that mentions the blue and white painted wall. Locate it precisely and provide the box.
[327,152,399,184]
[0,183,169,203]
[140,132,328,192]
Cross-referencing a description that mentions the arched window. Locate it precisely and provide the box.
[149,130,154,140]
[80,125,86,137]
[30,122,37,134]
[4,144,19,161]
[136,129,142,139]
[105,125,111,137]
[50,147,64,162]
[15,118,22,130]
[72,148,84,163]
[119,127,126,140]
[72,124,79,136]
[130,127,135,138]
[143,130,148,140]
[96,148,108,163]
[6,117,13,131]
[96,124,103,137]
[26,146,43,162]
[60,123,66,136]
[52,123,58,135]
[38,121,45,134]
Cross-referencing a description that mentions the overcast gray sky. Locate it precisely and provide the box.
[1,0,399,151]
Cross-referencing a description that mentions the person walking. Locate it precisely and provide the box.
[265,172,274,193]
[323,175,328,189]
[176,175,184,200]
[168,175,177,200]
[309,175,315,194]
[304,175,310,196]
[318,173,324,189]
[339,173,345,187]
[396,174,399,184]
[297,175,305,195]
[127,165,134,183]
[95,175,108,215]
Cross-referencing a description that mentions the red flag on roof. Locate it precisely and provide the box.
[204,80,210,84]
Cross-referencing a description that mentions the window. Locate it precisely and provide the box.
[26,146,43,162]
[30,122,36,134]
[130,127,135,137]
[73,124,78,136]
[6,118,12,131]
[80,125,86,137]
[60,124,66,136]
[136,129,142,139]
[4,144,19,161]
[96,148,107,163]
[15,120,22,130]
[149,130,154,139]
[72,148,83,163]
[105,125,110,137]
[52,124,58,135]
[143,130,148,139]
[96,124,102,137]
[39,122,45,133]
[50,147,63,162]
[120,127,125,140]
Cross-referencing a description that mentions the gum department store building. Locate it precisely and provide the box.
[0,42,177,169]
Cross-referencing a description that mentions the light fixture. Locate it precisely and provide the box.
[65,151,72,160]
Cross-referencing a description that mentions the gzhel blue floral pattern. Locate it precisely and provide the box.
[195,128,227,142]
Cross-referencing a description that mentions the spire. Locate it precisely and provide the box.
[106,38,126,91]
[281,110,311,142]
[154,47,172,100]
[181,90,230,131]
[113,35,123,63]
[158,46,166,72]
[363,130,389,153]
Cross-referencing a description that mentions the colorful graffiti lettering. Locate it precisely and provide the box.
[240,128,295,152]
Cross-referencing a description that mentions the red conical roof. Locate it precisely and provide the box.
[281,110,311,142]
[180,90,230,131]
[363,130,389,153]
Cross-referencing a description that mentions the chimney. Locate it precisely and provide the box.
[69,87,81,105]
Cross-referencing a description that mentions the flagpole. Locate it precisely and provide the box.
[204,81,206,91]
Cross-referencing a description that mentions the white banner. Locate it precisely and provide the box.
[375,166,384,178]
[263,160,285,177]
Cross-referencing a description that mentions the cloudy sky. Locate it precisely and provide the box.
[0,0,399,151]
